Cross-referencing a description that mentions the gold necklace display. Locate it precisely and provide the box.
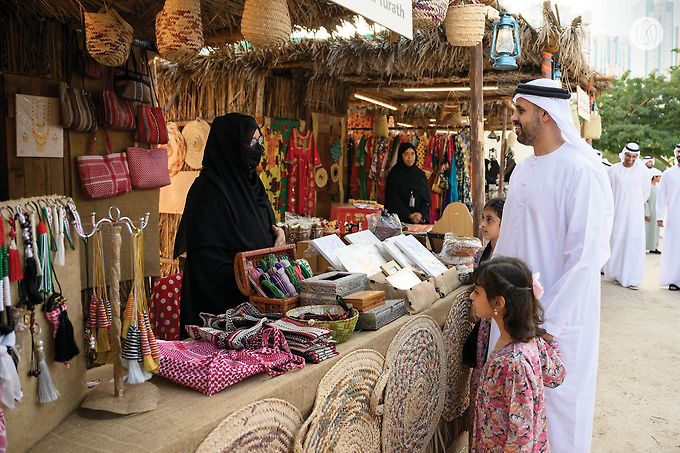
[31,98,49,148]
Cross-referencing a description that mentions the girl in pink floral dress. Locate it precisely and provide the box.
[470,257,566,452]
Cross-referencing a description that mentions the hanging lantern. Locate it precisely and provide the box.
[490,12,521,70]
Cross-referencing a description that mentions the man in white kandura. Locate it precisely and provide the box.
[603,143,651,289]
[492,78,614,453]
[656,144,680,291]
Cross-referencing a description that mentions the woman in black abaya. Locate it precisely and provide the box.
[174,113,285,329]
[385,143,431,224]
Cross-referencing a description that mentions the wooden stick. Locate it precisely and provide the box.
[469,43,485,239]
[108,226,124,397]
[255,72,266,124]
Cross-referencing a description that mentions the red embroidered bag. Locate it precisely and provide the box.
[77,130,132,199]
[149,273,182,340]
[135,53,168,144]
[98,89,136,130]
[157,327,305,396]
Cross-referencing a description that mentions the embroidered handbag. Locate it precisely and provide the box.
[77,131,132,199]
[157,327,304,396]
[126,146,171,189]
[149,274,182,340]
[114,51,151,103]
[135,52,168,144]
[59,83,97,133]
[97,90,136,130]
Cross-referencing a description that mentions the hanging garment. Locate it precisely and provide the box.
[270,118,299,216]
[259,127,286,222]
[287,128,320,216]
[351,135,368,200]
[656,165,680,286]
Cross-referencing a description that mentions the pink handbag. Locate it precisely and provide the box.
[126,146,171,189]
[77,131,132,199]
[157,328,305,395]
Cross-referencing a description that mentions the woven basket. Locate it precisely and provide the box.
[582,111,602,140]
[241,0,291,49]
[286,305,358,343]
[196,398,302,453]
[156,0,204,59]
[294,349,384,453]
[413,0,449,30]
[444,3,487,47]
[373,315,447,453]
[441,287,474,421]
[85,7,133,67]
[234,244,300,314]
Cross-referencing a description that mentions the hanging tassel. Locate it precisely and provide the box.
[16,213,41,309]
[37,219,53,295]
[30,212,42,277]
[95,299,111,353]
[54,306,79,365]
[8,222,22,282]
[0,333,22,408]
[35,339,59,404]
[121,325,150,384]
[121,291,134,338]
[54,208,66,267]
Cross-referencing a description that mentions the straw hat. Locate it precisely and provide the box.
[441,287,474,421]
[315,167,328,188]
[376,315,447,453]
[294,349,384,453]
[182,118,210,169]
[195,398,302,453]
[158,122,186,176]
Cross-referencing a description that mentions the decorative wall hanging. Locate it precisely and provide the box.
[182,118,210,169]
[15,95,63,158]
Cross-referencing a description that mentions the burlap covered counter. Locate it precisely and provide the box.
[29,285,471,453]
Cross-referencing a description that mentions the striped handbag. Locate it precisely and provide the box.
[77,131,132,199]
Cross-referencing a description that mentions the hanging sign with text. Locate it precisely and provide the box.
[330,0,413,39]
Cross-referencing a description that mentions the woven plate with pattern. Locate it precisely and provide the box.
[441,287,474,421]
[195,398,302,453]
[294,349,384,453]
[377,315,447,453]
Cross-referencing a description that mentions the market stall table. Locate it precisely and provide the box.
[29,285,471,453]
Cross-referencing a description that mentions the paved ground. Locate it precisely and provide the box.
[593,251,680,452]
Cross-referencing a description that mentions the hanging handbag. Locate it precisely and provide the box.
[126,146,171,189]
[135,53,168,145]
[97,89,136,130]
[114,50,151,103]
[59,83,97,133]
[77,131,132,199]
[76,28,102,80]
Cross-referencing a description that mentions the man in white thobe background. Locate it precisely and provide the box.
[656,144,680,291]
[604,143,651,289]
[493,79,614,453]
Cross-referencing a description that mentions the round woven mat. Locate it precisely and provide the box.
[441,287,474,421]
[295,349,384,453]
[195,398,302,453]
[379,315,447,453]
[182,118,210,169]
[160,122,186,176]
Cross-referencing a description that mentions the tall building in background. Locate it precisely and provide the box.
[590,35,632,76]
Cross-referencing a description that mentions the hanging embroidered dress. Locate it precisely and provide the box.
[259,127,286,222]
[270,118,299,216]
[287,128,320,216]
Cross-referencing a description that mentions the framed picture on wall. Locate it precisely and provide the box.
[15,94,63,158]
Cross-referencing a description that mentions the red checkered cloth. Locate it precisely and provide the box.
[157,327,305,395]
[149,273,182,340]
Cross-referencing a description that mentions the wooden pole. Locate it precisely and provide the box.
[109,226,124,397]
[255,72,266,125]
[499,104,508,195]
[469,43,485,239]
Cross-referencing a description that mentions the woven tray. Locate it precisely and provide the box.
[196,398,302,453]
[294,349,384,453]
[234,244,300,314]
[286,305,358,344]
[441,287,474,421]
[372,315,447,453]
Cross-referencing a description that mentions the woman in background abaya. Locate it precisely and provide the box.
[385,143,431,224]
[174,113,285,329]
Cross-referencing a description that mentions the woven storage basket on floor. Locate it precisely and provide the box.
[372,315,447,453]
[444,3,487,47]
[413,0,449,30]
[156,0,204,58]
[234,244,300,314]
[241,0,291,49]
[441,287,474,421]
[286,305,359,343]
[85,7,133,67]
[294,349,384,453]
[195,398,302,453]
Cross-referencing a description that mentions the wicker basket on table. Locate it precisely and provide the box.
[234,244,300,314]
[285,305,359,344]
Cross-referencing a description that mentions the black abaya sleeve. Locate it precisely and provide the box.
[385,174,412,223]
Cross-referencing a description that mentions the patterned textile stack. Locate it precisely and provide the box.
[269,318,338,363]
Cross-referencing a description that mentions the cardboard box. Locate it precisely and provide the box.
[296,240,332,275]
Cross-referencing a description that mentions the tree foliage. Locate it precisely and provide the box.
[596,65,680,168]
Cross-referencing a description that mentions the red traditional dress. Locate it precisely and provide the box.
[287,128,320,216]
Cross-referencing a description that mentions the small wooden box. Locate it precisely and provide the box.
[343,290,386,312]
[356,298,408,331]
[300,271,368,306]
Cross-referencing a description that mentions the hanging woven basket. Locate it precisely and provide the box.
[85,7,133,67]
[412,0,449,30]
[156,0,204,59]
[582,111,602,140]
[241,0,291,49]
[444,2,487,47]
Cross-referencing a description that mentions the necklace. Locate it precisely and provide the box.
[31,99,49,148]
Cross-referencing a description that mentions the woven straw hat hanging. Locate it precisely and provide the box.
[85,7,133,67]
[294,349,384,453]
[158,122,187,176]
[182,118,211,169]
[315,167,328,188]
[241,0,292,49]
[444,1,488,47]
[196,399,303,453]
[412,0,449,30]
[441,287,474,421]
[372,315,447,453]
[155,0,204,60]
[582,110,602,140]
